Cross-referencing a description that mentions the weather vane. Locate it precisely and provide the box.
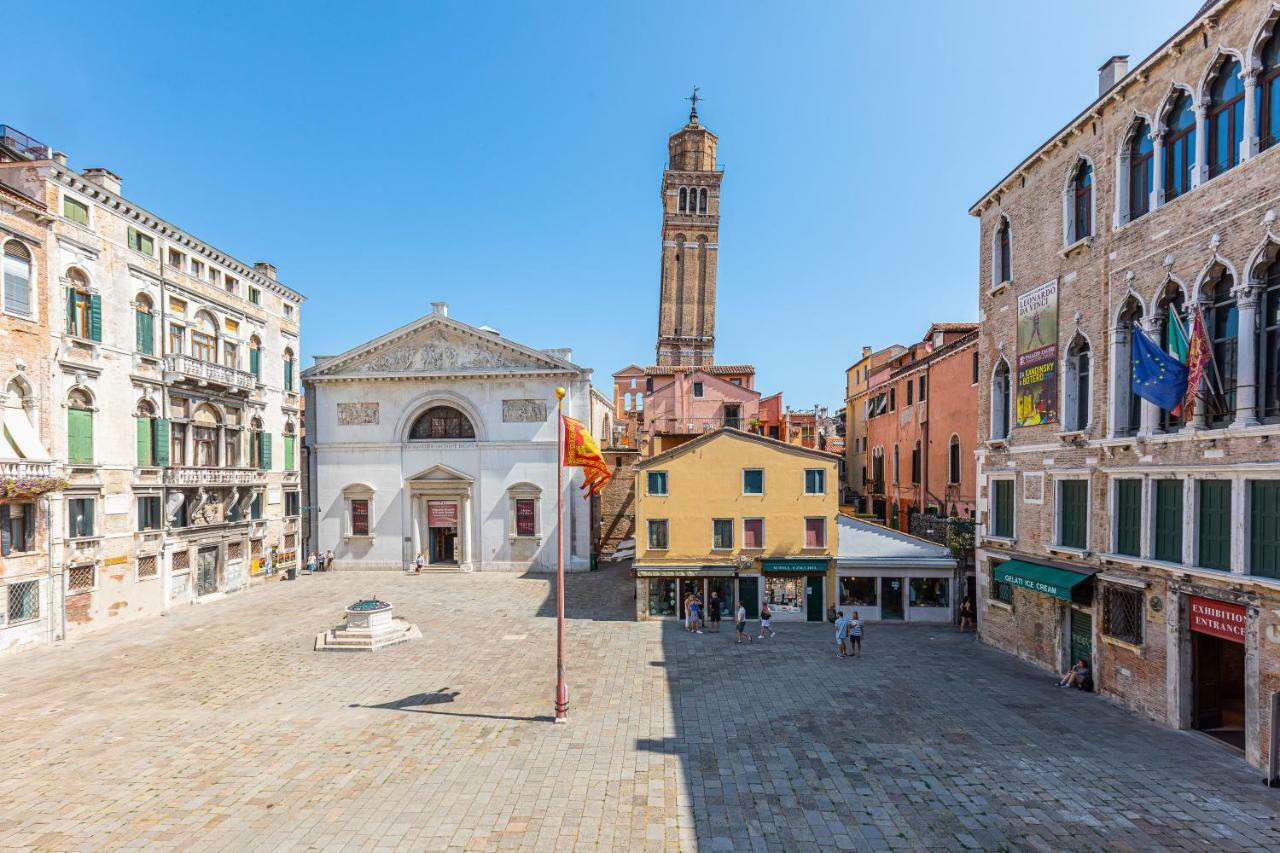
[687,85,701,119]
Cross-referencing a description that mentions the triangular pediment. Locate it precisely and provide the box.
[408,463,474,483]
[304,314,579,379]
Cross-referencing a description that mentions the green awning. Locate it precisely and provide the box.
[994,560,1091,601]
[633,565,736,578]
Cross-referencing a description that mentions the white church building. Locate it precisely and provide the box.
[303,303,597,572]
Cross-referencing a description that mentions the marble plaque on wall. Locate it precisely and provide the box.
[502,399,548,422]
[338,402,380,425]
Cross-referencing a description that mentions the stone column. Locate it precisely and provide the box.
[1139,317,1160,436]
[462,491,474,570]
[1151,130,1166,208]
[1110,322,1129,437]
[1193,103,1209,187]
[1233,281,1262,428]
[410,495,423,562]
[1244,70,1260,159]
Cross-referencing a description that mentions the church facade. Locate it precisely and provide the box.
[303,303,594,572]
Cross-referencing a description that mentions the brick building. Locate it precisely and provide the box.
[972,0,1280,768]
[0,125,304,652]
[844,344,906,511]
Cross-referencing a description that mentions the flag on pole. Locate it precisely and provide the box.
[562,416,611,496]
[1180,306,1213,419]
[1166,305,1189,365]
[1131,324,1189,412]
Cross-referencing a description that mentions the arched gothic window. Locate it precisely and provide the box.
[192,312,217,363]
[409,405,476,440]
[1208,60,1244,178]
[1063,336,1091,432]
[1260,31,1280,152]
[1113,297,1144,437]
[993,217,1012,286]
[678,187,688,213]
[1163,92,1196,201]
[1262,255,1280,422]
[948,435,961,485]
[1069,161,1092,242]
[698,187,708,214]
[3,240,32,317]
[1128,121,1154,222]
[991,361,1011,440]
[1156,285,1187,433]
[892,445,900,484]
[1205,271,1238,428]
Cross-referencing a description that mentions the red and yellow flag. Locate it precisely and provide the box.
[1180,307,1212,419]
[562,416,611,497]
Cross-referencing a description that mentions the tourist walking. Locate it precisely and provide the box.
[758,603,776,639]
[306,552,317,575]
[707,591,722,632]
[735,602,752,644]
[412,554,424,573]
[325,549,334,571]
[959,596,975,632]
[848,611,863,657]
[689,594,703,634]
[834,610,849,657]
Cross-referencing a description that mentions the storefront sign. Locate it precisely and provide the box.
[1016,279,1059,427]
[427,501,458,528]
[992,560,1089,601]
[761,559,828,573]
[1189,595,1245,644]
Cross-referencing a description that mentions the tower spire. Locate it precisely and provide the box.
[686,86,701,123]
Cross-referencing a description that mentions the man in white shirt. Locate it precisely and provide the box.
[834,611,850,658]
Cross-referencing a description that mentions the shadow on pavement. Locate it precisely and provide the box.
[353,689,555,723]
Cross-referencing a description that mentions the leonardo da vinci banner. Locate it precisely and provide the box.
[1016,279,1059,427]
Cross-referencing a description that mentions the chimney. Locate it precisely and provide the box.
[82,167,122,195]
[431,301,449,317]
[1098,55,1129,97]
[52,151,68,166]
[861,345,872,359]
[253,262,277,280]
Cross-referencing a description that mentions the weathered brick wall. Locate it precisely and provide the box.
[597,449,639,556]
[976,570,1062,672]
[1096,577,1172,724]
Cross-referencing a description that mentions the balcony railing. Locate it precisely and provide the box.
[164,354,255,391]
[647,415,748,435]
[164,467,265,486]
[0,460,59,479]
[0,125,51,160]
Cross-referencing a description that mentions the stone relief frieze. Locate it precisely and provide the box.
[352,329,536,374]
[502,399,548,422]
[338,402,380,425]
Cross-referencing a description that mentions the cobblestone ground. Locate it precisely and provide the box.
[1,564,1277,852]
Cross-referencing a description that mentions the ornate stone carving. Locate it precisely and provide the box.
[353,329,534,374]
[338,402,380,425]
[503,399,548,422]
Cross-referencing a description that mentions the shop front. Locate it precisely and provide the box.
[835,514,957,622]
[993,558,1096,671]
[758,558,830,622]
[634,565,737,621]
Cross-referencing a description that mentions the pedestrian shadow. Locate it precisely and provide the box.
[350,690,554,723]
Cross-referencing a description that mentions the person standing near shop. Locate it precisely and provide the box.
[758,603,776,639]
[958,596,975,633]
[707,591,722,633]
[324,549,334,572]
[834,610,849,658]
[306,552,317,575]
[735,602,752,645]
[848,611,863,657]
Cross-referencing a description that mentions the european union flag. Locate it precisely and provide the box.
[1132,326,1189,412]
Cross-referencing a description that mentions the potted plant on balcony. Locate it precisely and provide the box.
[2,474,68,501]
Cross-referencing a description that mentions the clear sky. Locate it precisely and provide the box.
[10,1,1195,408]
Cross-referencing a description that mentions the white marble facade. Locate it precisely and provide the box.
[303,304,594,572]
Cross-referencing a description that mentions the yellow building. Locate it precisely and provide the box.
[632,428,839,622]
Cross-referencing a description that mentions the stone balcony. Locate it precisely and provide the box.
[164,354,255,392]
[0,459,60,479]
[164,466,266,486]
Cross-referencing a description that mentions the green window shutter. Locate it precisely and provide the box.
[1154,480,1183,563]
[1251,481,1280,578]
[1115,480,1142,557]
[136,310,153,355]
[153,419,170,468]
[1060,480,1087,549]
[1198,480,1232,570]
[284,435,295,470]
[89,294,102,342]
[284,359,294,392]
[68,408,93,464]
[136,417,153,467]
[994,480,1013,538]
[66,286,76,334]
[260,432,272,470]
[249,348,260,378]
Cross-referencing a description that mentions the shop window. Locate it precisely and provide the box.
[804,517,826,548]
[647,519,669,550]
[712,519,733,549]
[742,469,764,495]
[1197,480,1231,570]
[1102,585,1143,646]
[1114,479,1142,557]
[1057,479,1088,549]
[648,579,677,617]
[4,580,39,623]
[0,503,34,555]
[990,479,1014,539]
[908,577,949,609]
[743,518,764,549]
[838,576,877,607]
[646,471,668,496]
[1250,480,1280,579]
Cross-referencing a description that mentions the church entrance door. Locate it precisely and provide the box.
[427,500,459,566]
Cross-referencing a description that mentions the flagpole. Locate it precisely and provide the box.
[554,386,569,723]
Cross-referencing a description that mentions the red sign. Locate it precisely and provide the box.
[1189,595,1246,644]
[515,498,536,536]
[427,501,458,528]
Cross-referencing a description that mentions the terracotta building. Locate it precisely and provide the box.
[973,0,1280,770]
[844,344,906,511]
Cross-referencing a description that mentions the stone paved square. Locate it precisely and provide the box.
[1,564,1277,851]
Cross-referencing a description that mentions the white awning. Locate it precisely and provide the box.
[2,403,49,461]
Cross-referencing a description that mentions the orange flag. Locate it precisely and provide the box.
[562,416,611,497]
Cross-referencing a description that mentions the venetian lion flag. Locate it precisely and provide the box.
[562,416,611,496]
[1180,306,1213,419]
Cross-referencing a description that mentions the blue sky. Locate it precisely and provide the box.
[12,1,1192,408]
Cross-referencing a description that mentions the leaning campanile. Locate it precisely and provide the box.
[655,92,722,367]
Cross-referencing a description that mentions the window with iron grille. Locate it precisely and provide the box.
[1103,585,1143,646]
[137,554,158,579]
[227,542,243,561]
[251,538,263,557]
[67,564,95,592]
[6,580,38,623]
[990,561,1014,605]
[285,533,296,549]
[172,550,190,572]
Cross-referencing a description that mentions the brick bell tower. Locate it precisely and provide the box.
[655,90,722,367]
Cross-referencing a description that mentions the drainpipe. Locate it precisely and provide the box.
[920,367,929,517]
[45,492,56,644]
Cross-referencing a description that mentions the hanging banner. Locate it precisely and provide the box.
[1016,279,1059,427]
[427,501,458,528]
[1189,595,1245,644]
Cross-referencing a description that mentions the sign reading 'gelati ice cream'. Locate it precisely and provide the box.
[1188,595,1245,644]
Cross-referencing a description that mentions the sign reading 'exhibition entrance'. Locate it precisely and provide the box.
[1016,279,1058,427]
[1189,596,1245,644]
